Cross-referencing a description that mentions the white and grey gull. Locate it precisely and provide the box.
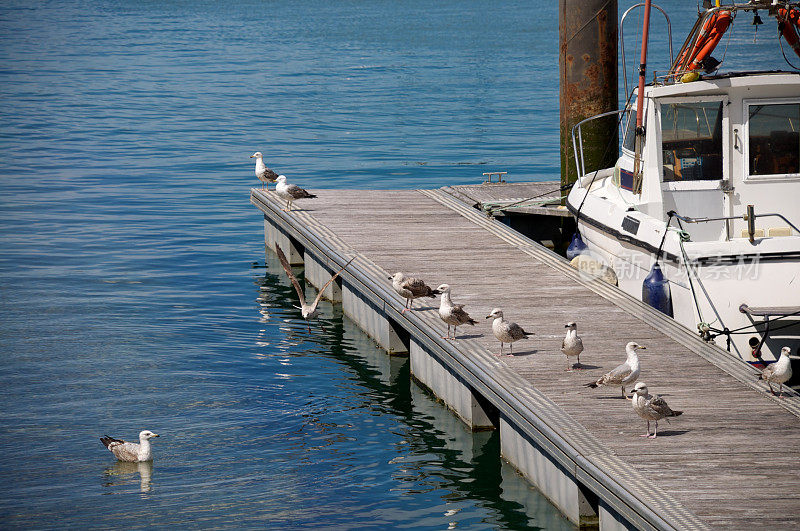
[584,341,644,398]
[390,272,441,313]
[561,321,584,370]
[100,430,159,462]
[758,346,793,397]
[276,245,353,331]
[250,152,279,190]
[630,382,682,439]
[436,284,477,340]
[486,308,533,356]
[275,175,317,212]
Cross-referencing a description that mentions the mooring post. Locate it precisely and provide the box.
[559,0,619,188]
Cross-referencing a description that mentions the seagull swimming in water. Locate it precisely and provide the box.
[250,152,279,190]
[100,430,159,462]
[390,272,441,313]
[758,346,793,397]
[275,245,353,332]
[630,382,682,439]
[584,342,644,398]
[486,308,533,356]
[275,175,317,212]
[436,284,477,340]
[561,322,584,370]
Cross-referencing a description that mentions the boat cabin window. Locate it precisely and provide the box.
[747,102,800,177]
[622,108,636,153]
[660,101,723,182]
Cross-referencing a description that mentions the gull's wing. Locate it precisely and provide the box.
[311,257,355,308]
[402,277,431,297]
[600,362,631,385]
[105,439,139,461]
[648,395,672,415]
[508,322,530,340]
[275,246,306,304]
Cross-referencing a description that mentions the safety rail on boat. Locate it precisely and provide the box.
[667,207,799,242]
[620,2,673,96]
[570,109,628,182]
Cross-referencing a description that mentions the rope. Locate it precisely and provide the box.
[672,221,707,335]
[482,193,569,216]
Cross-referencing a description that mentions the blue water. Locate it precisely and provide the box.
[0,0,791,528]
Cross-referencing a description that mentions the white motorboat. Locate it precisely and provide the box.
[566,1,800,364]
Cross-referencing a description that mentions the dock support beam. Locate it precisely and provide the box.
[264,215,303,265]
[410,338,495,430]
[500,418,598,527]
[341,281,409,355]
[559,0,618,187]
[303,251,343,302]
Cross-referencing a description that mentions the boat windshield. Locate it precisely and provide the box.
[660,100,723,182]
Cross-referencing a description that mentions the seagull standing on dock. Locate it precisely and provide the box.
[561,322,584,370]
[486,308,533,356]
[390,272,441,313]
[275,245,353,332]
[630,382,682,439]
[758,346,793,397]
[100,430,159,462]
[250,152,279,190]
[584,342,644,398]
[436,284,477,340]
[275,175,317,212]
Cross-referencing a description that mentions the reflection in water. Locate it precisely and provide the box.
[103,460,153,494]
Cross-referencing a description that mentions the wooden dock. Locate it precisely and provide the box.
[251,184,800,530]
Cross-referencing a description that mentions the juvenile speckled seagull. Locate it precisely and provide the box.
[100,430,159,462]
[436,284,477,340]
[486,308,533,356]
[250,152,279,190]
[276,245,353,332]
[275,175,317,212]
[630,382,682,439]
[390,272,441,313]
[561,322,584,370]
[584,342,644,398]
[758,346,793,397]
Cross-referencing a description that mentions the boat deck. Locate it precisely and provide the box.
[251,185,800,530]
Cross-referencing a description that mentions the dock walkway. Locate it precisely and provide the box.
[251,185,800,530]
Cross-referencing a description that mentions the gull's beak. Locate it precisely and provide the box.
[152,433,160,437]
[564,324,569,328]
[250,154,256,158]
[485,315,493,319]
[638,346,647,350]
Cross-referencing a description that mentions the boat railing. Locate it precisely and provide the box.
[668,207,799,242]
[570,108,629,182]
[620,2,673,96]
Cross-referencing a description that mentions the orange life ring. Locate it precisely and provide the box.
[778,8,800,60]
[675,11,732,73]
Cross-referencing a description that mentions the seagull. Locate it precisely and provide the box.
[630,382,682,439]
[275,175,317,212]
[250,152,279,190]
[390,272,441,313]
[758,346,793,397]
[436,284,477,340]
[584,342,644,398]
[276,245,353,332]
[486,308,533,356]
[561,322,584,370]
[100,430,159,462]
